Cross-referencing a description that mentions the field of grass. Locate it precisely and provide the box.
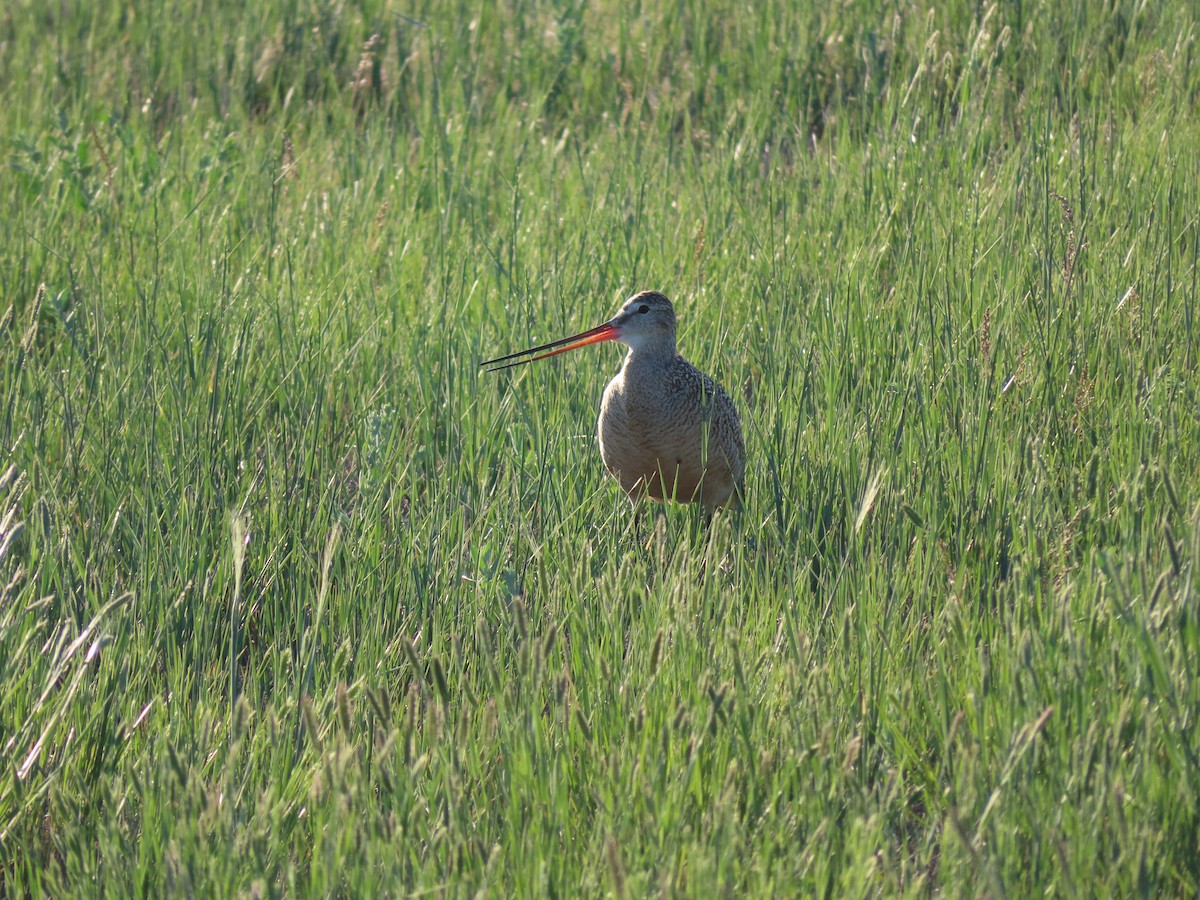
[2,0,1199,894]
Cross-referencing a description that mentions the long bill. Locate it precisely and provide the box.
[481,322,620,372]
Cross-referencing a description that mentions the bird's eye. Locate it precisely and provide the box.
[638,304,650,314]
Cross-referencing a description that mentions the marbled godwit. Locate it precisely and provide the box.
[483,291,745,515]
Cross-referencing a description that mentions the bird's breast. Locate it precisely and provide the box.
[596,366,715,503]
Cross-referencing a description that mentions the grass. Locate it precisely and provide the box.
[2,0,1199,893]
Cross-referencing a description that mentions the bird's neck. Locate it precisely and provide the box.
[622,342,677,372]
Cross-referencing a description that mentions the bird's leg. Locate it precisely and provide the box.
[623,486,662,553]
[631,499,646,548]
[699,508,731,577]
[636,503,667,553]
[651,506,668,551]
[615,494,641,549]
[696,501,741,576]
[625,494,650,551]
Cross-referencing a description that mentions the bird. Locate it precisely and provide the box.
[483,291,745,516]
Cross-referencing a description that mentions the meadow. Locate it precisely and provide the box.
[2,0,1199,894]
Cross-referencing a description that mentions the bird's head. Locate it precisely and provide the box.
[482,290,681,371]
[609,291,677,353]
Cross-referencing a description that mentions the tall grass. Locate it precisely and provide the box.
[2,0,1198,893]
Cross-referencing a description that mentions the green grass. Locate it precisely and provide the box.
[2,0,1199,893]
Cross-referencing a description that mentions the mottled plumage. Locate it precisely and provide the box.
[483,291,745,515]
[597,295,744,513]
